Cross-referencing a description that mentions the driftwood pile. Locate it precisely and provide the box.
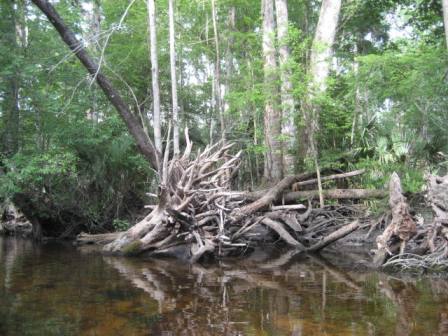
[76,139,384,262]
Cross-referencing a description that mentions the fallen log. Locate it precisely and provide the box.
[307,220,360,252]
[281,189,386,202]
[230,173,313,223]
[261,218,306,249]
[243,188,386,203]
[291,169,366,190]
[76,232,121,245]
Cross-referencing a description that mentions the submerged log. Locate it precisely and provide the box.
[76,232,121,245]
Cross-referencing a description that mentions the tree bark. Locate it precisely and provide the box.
[275,0,296,176]
[309,0,341,93]
[443,0,448,49]
[262,0,283,182]
[373,173,417,266]
[292,169,365,189]
[232,173,313,223]
[80,0,101,123]
[1,0,24,157]
[31,0,160,171]
[147,0,162,153]
[211,0,225,141]
[169,0,180,156]
[301,0,341,160]
[244,188,387,203]
[307,220,360,252]
[223,6,235,132]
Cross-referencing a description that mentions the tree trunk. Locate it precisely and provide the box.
[1,0,24,157]
[301,0,341,160]
[31,0,160,171]
[309,0,341,94]
[80,0,101,123]
[169,0,180,156]
[443,0,448,49]
[223,6,235,131]
[262,0,283,182]
[147,0,162,153]
[211,0,225,141]
[275,0,296,176]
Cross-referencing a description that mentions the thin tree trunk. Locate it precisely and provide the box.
[147,0,162,153]
[169,0,179,156]
[1,0,26,157]
[80,0,101,123]
[223,6,235,129]
[443,0,448,49]
[275,0,296,176]
[211,0,225,141]
[31,0,160,170]
[350,44,360,148]
[262,0,283,182]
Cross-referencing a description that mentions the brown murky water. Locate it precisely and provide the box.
[1,237,448,335]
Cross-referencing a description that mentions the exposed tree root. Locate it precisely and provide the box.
[76,139,383,262]
[373,173,417,267]
[375,173,448,271]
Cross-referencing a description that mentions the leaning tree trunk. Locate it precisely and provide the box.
[31,0,160,171]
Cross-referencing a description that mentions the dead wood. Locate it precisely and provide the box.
[281,189,387,202]
[373,173,417,267]
[307,220,360,252]
[75,138,378,262]
[261,218,306,249]
[230,173,313,223]
[76,232,122,245]
[291,169,366,190]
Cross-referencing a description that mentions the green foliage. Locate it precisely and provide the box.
[112,219,131,231]
[1,0,447,235]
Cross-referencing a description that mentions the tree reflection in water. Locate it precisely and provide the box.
[104,249,448,336]
[1,237,448,335]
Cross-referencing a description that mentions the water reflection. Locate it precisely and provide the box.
[1,237,448,335]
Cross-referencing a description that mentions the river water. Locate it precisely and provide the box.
[1,236,448,335]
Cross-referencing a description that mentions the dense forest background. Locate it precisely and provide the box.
[1,0,448,235]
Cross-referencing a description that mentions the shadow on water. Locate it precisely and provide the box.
[1,236,448,335]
